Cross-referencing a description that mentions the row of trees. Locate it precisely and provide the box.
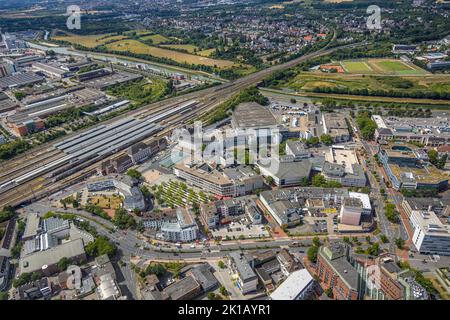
[355,111,377,140]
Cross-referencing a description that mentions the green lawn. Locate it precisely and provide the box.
[342,61,372,73]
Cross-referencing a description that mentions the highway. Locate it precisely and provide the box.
[0,41,365,209]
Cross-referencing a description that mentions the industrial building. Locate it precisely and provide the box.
[0,72,44,89]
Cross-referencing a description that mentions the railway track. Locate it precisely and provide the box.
[0,42,365,208]
[0,149,64,183]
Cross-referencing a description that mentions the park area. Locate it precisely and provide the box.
[340,58,428,75]
[285,71,450,98]
[87,194,123,210]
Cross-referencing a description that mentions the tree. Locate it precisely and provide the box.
[395,238,405,249]
[57,257,71,271]
[0,206,15,223]
[113,208,137,229]
[265,176,274,186]
[85,236,117,257]
[207,292,216,300]
[427,149,438,166]
[290,98,297,104]
[380,234,389,243]
[0,291,8,300]
[312,236,321,247]
[365,236,372,244]
[312,174,327,187]
[385,203,399,223]
[307,246,319,263]
[218,261,226,269]
[320,134,333,146]
[219,286,228,296]
[126,169,143,180]
[343,236,350,244]
[299,176,310,186]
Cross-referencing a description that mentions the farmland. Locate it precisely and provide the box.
[105,39,236,69]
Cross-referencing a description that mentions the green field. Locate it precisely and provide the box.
[285,72,450,96]
[160,44,199,53]
[106,39,236,69]
[339,58,428,75]
[341,61,372,73]
[53,34,128,48]
[140,34,171,44]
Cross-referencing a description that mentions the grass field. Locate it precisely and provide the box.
[197,48,216,57]
[52,34,128,48]
[340,58,428,75]
[341,61,372,73]
[140,34,171,44]
[285,72,450,96]
[106,39,235,68]
[160,44,199,53]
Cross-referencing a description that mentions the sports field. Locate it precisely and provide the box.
[340,58,428,75]
[106,39,235,68]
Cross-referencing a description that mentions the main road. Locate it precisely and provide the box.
[0,40,366,209]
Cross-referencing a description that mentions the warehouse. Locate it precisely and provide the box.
[0,72,44,89]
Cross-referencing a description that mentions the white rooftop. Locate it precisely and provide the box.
[270,269,314,300]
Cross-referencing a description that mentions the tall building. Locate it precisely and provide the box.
[409,210,450,256]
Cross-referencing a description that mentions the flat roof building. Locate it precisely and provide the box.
[20,238,86,276]
[270,269,315,300]
[410,210,450,256]
[231,102,277,129]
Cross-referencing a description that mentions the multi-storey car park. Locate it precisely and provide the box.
[0,100,198,193]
